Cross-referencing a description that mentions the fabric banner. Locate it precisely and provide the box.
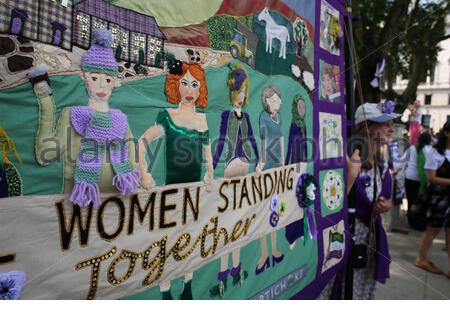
[0,164,305,299]
[0,0,348,300]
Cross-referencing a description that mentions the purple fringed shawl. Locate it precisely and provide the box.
[354,169,392,284]
[69,107,140,207]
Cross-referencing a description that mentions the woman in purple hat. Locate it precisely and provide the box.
[209,63,260,297]
[28,29,139,208]
[346,101,400,299]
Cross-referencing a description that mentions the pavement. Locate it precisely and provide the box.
[375,207,450,300]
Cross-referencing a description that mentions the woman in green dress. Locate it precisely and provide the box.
[138,60,213,299]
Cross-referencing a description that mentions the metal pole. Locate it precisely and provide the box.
[344,0,356,300]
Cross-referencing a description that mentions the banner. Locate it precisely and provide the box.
[0,0,348,300]
[0,165,306,299]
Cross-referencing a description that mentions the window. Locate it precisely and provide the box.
[91,17,107,36]
[9,8,28,36]
[74,13,90,48]
[51,22,66,47]
[110,23,129,61]
[147,36,163,66]
[131,32,146,64]
[424,94,432,105]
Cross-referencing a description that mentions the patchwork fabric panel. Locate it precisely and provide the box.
[0,0,348,300]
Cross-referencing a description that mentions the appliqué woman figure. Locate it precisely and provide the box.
[255,85,284,275]
[284,94,309,250]
[210,63,261,297]
[28,29,139,208]
[138,60,213,299]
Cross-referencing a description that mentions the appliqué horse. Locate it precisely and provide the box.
[258,7,291,59]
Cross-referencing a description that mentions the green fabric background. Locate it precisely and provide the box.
[0,61,314,195]
[0,60,317,299]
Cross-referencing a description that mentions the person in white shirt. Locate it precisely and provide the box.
[414,121,450,277]
[404,132,432,229]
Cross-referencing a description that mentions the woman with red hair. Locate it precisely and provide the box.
[138,60,213,299]
[139,60,213,190]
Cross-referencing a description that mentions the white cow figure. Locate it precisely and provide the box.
[258,7,291,59]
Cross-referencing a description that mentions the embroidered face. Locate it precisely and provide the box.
[321,72,333,98]
[166,62,208,108]
[369,120,394,145]
[233,90,246,109]
[266,93,281,115]
[84,72,116,103]
[297,99,306,118]
[179,71,201,105]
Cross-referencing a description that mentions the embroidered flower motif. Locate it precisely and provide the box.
[269,211,280,227]
[0,271,26,300]
[278,199,287,216]
[361,175,371,187]
[270,195,279,212]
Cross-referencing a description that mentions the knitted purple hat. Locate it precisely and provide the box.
[81,29,119,77]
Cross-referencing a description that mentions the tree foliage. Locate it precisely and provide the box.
[352,0,450,111]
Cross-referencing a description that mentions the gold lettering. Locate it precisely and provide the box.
[242,213,257,236]
[171,233,191,261]
[107,249,139,285]
[200,216,219,258]
[142,236,168,287]
[75,247,117,300]
[230,219,244,241]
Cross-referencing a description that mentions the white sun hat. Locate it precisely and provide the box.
[354,101,401,125]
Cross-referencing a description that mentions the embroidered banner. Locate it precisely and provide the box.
[0,164,307,299]
[0,0,348,300]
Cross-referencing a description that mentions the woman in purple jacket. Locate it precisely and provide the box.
[346,102,400,299]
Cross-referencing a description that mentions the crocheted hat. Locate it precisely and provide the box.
[81,29,119,77]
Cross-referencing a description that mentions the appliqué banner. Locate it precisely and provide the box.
[0,165,305,299]
[0,0,348,300]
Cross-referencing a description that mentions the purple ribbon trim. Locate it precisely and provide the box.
[305,207,317,240]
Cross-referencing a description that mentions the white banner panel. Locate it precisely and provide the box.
[0,164,306,299]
